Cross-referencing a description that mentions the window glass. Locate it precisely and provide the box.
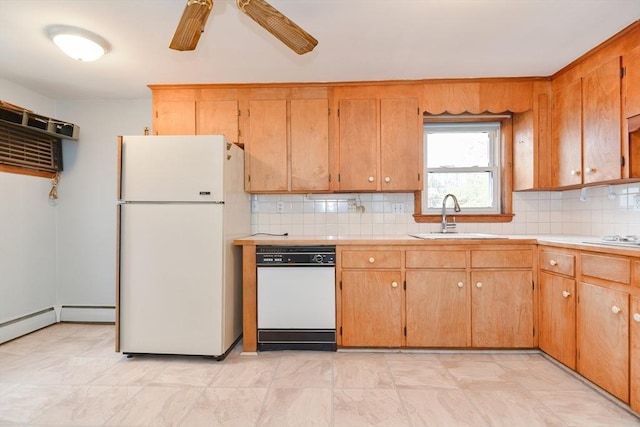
[423,122,500,214]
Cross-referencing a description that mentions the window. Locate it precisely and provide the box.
[413,116,514,223]
[423,122,501,213]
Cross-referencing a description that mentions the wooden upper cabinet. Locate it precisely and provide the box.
[197,100,239,142]
[552,78,583,187]
[290,98,330,192]
[154,100,196,135]
[337,98,378,191]
[380,98,421,191]
[246,99,288,192]
[582,56,622,184]
[513,110,535,191]
[336,95,421,192]
[624,45,640,119]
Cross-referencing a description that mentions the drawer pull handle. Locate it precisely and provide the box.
[384,176,391,183]
[368,257,375,263]
[391,281,398,288]
[570,169,581,176]
[549,259,558,266]
[476,282,483,288]
[633,313,640,323]
[562,290,570,298]
[585,166,596,174]
[457,281,464,288]
[368,176,375,182]
[611,305,622,314]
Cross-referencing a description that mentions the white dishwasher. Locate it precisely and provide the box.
[256,246,336,351]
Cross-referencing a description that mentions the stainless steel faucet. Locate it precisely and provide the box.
[441,193,461,233]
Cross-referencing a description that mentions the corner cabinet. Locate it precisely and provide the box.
[334,86,422,192]
[538,246,577,369]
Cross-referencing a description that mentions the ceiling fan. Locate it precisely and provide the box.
[169,0,318,55]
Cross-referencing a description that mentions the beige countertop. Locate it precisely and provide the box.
[233,234,640,257]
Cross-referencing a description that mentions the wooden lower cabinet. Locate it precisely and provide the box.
[405,270,470,347]
[471,271,534,347]
[341,270,403,347]
[577,281,629,402]
[538,271,576,369]
[631,296,640,412]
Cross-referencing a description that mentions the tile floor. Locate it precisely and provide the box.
[1,323,639,426]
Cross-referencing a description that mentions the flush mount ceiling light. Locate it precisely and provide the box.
[47,25,110,62]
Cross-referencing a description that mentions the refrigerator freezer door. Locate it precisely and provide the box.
[119,135,226,202]
[118,203,226,356]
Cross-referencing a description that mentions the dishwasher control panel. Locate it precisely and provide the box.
[256,246,336,266]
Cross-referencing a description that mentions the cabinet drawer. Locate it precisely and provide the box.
[341,250,402,269]
[540,249,575,277]
[581,253,631,285]
[470,249,533,268]
[406,250,466,269]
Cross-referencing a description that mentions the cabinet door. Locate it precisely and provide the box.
[631,296,640,413]
[471,271,534,348]
[380,98,421,191]
[624,46,640,119]
[539,272,576,369]
[577,281,629,402]
[246,99,288,192]
[552,79,582,187]
[154,100,196,135]
[337,99,378,191]
[583,57,622,183]
[513,110,535,191]
[197,100,239,143]
[341,270,402,347]
[406,270,469,347]
[290,99,330,192]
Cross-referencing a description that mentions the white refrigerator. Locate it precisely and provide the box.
[116,135,249,358]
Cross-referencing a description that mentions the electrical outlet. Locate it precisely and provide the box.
[276,201,285,213]
[251,200,259,213]
[635,194,640,210]
[392,203,405,214]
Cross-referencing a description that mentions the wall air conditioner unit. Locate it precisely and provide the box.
[0,101,79,140]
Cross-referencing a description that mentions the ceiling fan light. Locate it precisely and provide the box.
[170,0,214,51]
[237,0,317,55]
[47,25,109,62]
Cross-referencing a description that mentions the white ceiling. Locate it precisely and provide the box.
[0,0,638,101]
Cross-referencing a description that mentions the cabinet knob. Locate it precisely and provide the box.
[549,259,558,266]
[457,281,464,288]
[570,169,581,176]
[391,281,398,288]
[585,167,596,174]
[476,282,483,288]
[633,313,640,323]
[562,290,570,298]
[368,176,375,182]
[368,257,375,263]
[611,305,622,314]
[384,176,391,183]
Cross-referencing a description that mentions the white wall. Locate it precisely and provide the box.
[0,78,151,338]
[0,78,58,324]
[55,100,151,306]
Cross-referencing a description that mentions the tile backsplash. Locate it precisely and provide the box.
[250,183,640,237]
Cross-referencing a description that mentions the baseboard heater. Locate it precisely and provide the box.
[257,329,336,351]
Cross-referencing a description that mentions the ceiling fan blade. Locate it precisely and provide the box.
[236,0,318,55]
[170,0,214,51]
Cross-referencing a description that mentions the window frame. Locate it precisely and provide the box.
[413,115,514,223]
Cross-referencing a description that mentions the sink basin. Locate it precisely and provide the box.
[410,233,508,240]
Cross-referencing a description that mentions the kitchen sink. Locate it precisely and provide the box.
[582,240,640,249]
[410,233,509,240]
